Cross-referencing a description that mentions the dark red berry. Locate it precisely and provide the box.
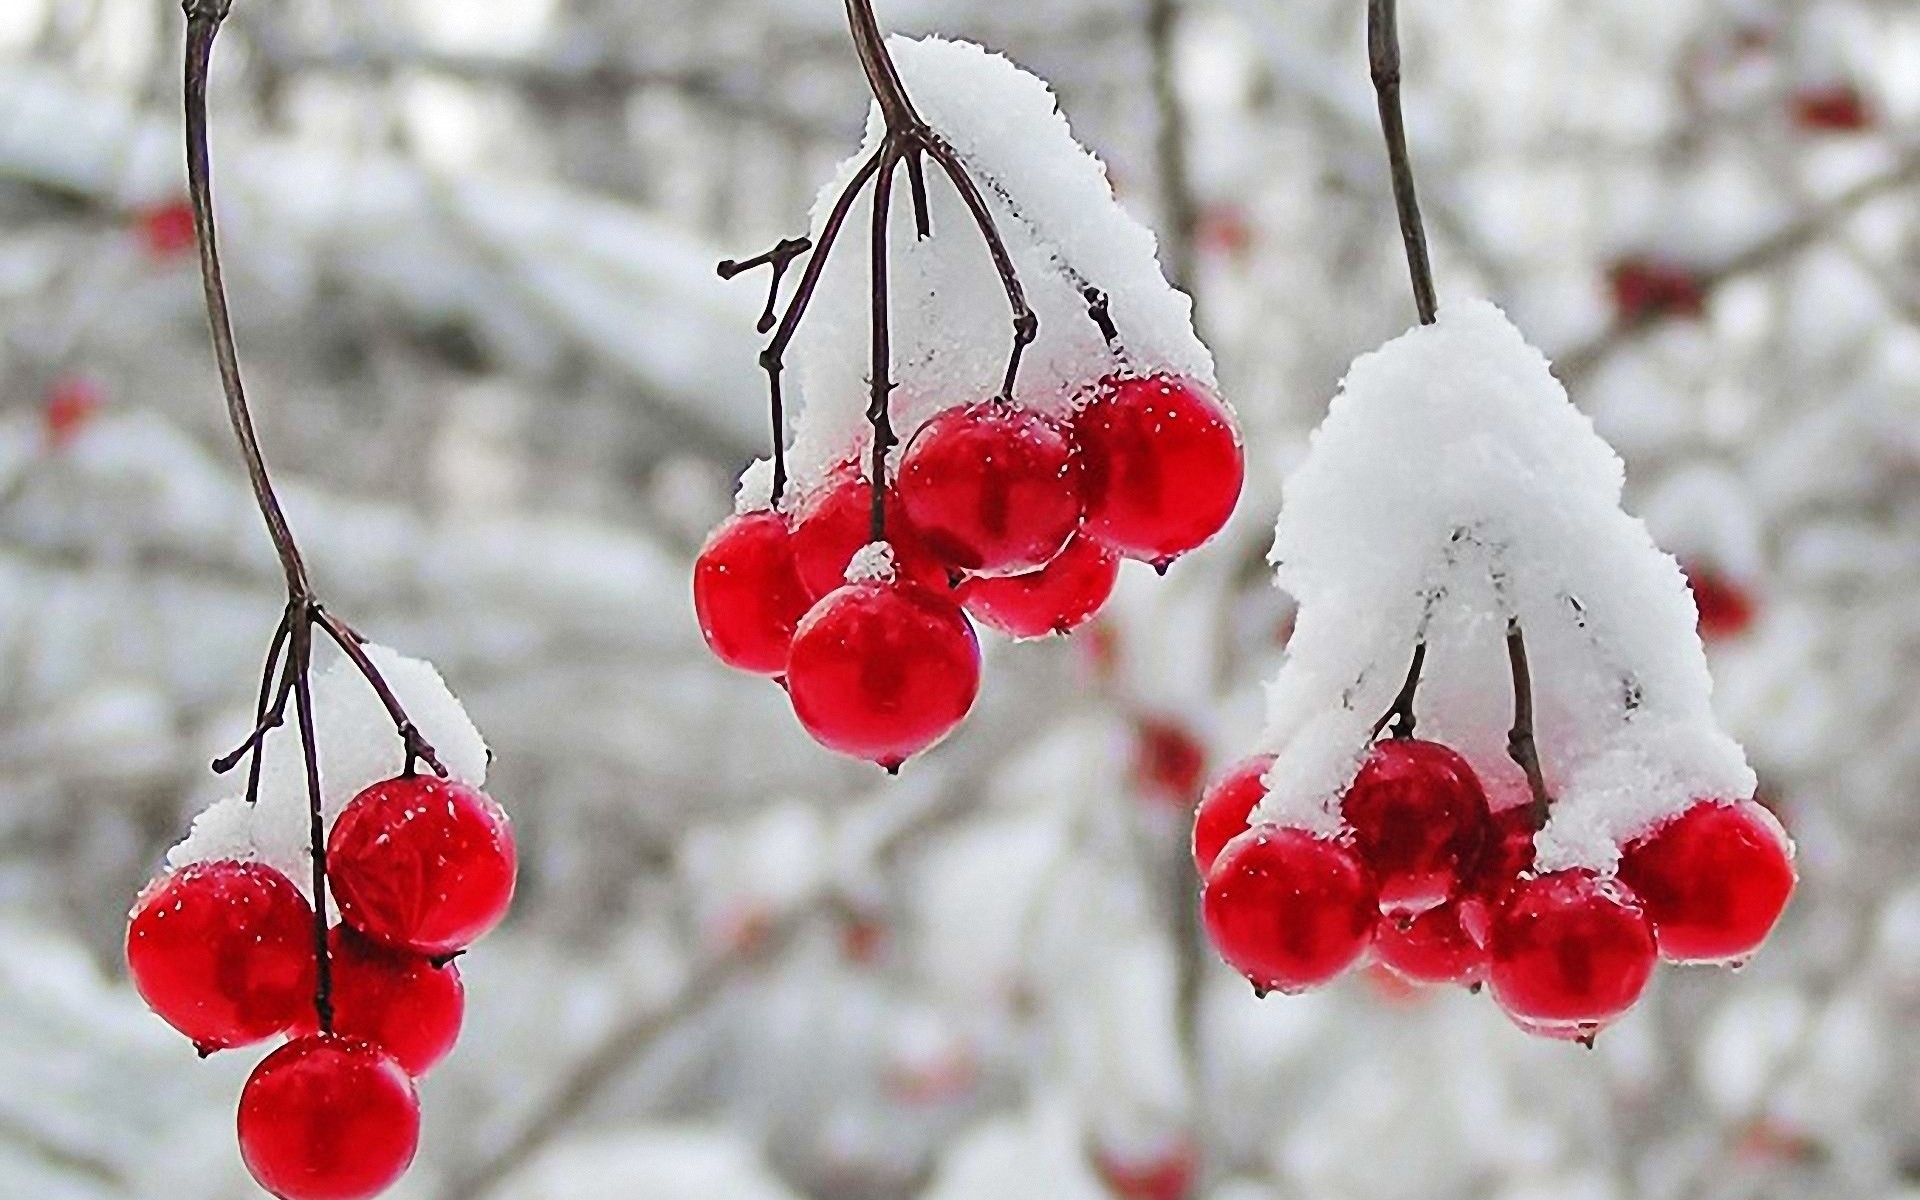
[1191,753,1275,876]
[785,579,981,769]
[290,927,464,1076]
[1617,799,1794,964]
[328,777,516,957]
[693,510,813,675]
[1202,826,1376,994]
[1341,739,1490,918]
[125,860,314,1054]
[238,1034,419,1200]
[788,464,948,598]
[1374,900,1487,986]
[1791,84,1871,132]
[959,534,1119,639]
[1608,258,1707,322]
[1075,375,1243,568]
[898,400,1083,575]
[1132,716,1208,808]
[1487,870,1656,1040]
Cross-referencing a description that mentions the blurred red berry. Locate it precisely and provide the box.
[1791,84,1871,132]
[1133,717,1208,807]
[134,199,197,260]
[1608,258,1706,322]
[43,377,104,450]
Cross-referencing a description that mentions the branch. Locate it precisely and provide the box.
[1366,0,1437,326]
[1146,0,1198,299]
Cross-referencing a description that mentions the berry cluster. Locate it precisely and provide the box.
[127,775,515,1199]
[696,373,1242,770]
[1193,738,1794,1042]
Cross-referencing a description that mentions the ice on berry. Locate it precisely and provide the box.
[170,644,490,889]
[1251,300,1756,872]
[768,36,1218,498]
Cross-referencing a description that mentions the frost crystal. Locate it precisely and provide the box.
[169,645,489,891]
[764,36,1216,501]
[1252,300,1755,872]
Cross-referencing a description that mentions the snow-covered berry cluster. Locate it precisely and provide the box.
[1195,302,1796,1042]
[126,648,514,1199]
[695,37,1241,770]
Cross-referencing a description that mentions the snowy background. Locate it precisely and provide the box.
[4,1,1920,1198]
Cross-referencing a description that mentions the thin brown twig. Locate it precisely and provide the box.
[1505,619,1552,824]
[1365,0,1437,326]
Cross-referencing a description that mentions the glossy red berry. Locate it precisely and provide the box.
[1341,739,1490,918]
[1374,900,1487,986]
[959,534,1118,639]
[789,465,948,598]
[898,400,1083,575]
[1458,804,1541,946]
[290,927,464,1076]
[1202,826,1376,994]
[693,510,814,675]
[785,579,981,769]
[1617,799,1795,964]
[238,1034,419,1200]
[1487,870,1656,1041]
[1191,753,1275,876]
[125,860,314,1054]
[328,777,517,957]
[1075,375,1243,568]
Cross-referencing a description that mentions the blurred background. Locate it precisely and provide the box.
[3,1,1919,1197]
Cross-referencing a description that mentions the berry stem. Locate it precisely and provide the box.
[1504,618,1552,824]
[868,146,900,544]
[183,0,452,1033]
[1370,639,1426,739]
[1365,0,1438,326]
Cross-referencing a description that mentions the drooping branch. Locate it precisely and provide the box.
[1365,0,1437,326]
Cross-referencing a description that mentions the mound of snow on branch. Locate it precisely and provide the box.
[1253,300,1754,872]
[739,35,1216,509]
[168,644,489,892]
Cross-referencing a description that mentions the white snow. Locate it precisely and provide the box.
[1251,300,1756,872]
[769,36,1218,500]
[168,643,490,890]
[844,541,898,584]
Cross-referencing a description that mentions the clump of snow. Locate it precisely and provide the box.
[765,36,1218,500]
[734,457,777,515]
[168,644,490,891]
[1252,300,1755,872]
[845,541,897,584]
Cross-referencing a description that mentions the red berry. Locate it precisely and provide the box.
[134,199,197,259]
[1791,84,1871,132]
[238,1034,419,1200]
[693,510,813,675]
[328,777,516,957]
[1202,826,1376,994]
[43,377,104,450]
[1132,717,1208,808]
[289,927,464,1076]
[1341,739,1490,918]
[959,534,1119,639]
[789,465,948,598]
[898,400,1083,575]
[1607,258,1706,322]
[1683,562,1757,641]
[125,860,314,1054]
[1075,375,1243,568]
[1191,753,1275,875]
[1616,799,1795,964]
[785,579,981,769]
[1487,870,1656,1040]
[1092,1137,1197,1200]
[1458,804,1540,945]
[1374,900,1487,986]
